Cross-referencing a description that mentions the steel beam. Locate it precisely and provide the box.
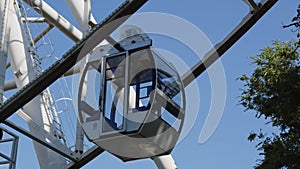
[23,0,82,42]
[21,17,46,23]
[4,66,81,91]
[3,120,77,162]
[0,0,10,105]
[0,152,11,163]
[182,0,278,86]
[0,161,9,165]
[3,80,16,91]
[0,0,279,168]
[152,155,178,169]
[0,0,148,120]
[5,0,274,92]
[31,24,54,45]
[243,0,259,11]
[66,145,105,169]
[0,126,19,169]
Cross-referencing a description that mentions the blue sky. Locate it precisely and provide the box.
[2,0,300,169]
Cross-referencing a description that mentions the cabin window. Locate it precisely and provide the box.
[129,69,154,112]
[102,54,126,133]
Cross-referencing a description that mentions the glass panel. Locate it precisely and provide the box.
[128,69,154,112]
[104,83,117,119]
[141,81,152,88]
[128,85,137,110]
[102,54,126,133]
[161,107,181,131]
[140,98,150,107]
[153,52,184,130]
[154,53,183,108]
[139,88,148,98]
[80,62,102,123]
[106,55,125,80]
[157,70,181,101]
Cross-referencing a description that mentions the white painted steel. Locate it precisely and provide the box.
[23,0,82,41]
[153,155,178,169]
[64,0,96,34]
[1,1,67,168]
[0,0,9,104]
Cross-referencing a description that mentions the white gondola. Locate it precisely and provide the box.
[78,34,185,161]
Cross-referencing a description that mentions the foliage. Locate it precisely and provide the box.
[239,41,300,169]
[283,4,300,47]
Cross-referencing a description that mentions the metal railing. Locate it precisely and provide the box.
[0,126,19,169]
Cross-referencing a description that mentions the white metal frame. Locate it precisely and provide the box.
[0,0,279,168]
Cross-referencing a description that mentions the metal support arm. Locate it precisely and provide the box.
[3,120,77,162]
[0,0,148,123]
[152,155,178,169]
[23,0,82,42]
[31,24,54,45]
[2,95,77,161]
[182,0,278,87]
[66,145,105,169]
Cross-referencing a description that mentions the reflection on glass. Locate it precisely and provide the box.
[157,70,182,106]
[129,69,154,112]
[102,55,126,133]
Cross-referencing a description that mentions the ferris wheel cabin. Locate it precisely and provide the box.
[78,34,186,161]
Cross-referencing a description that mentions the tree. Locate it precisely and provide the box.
[239,5,300,169]
[239,41,300,168]
[283,4,300,46]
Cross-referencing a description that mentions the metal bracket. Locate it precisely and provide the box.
[243,0,259,12]
[65,145,105,169]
